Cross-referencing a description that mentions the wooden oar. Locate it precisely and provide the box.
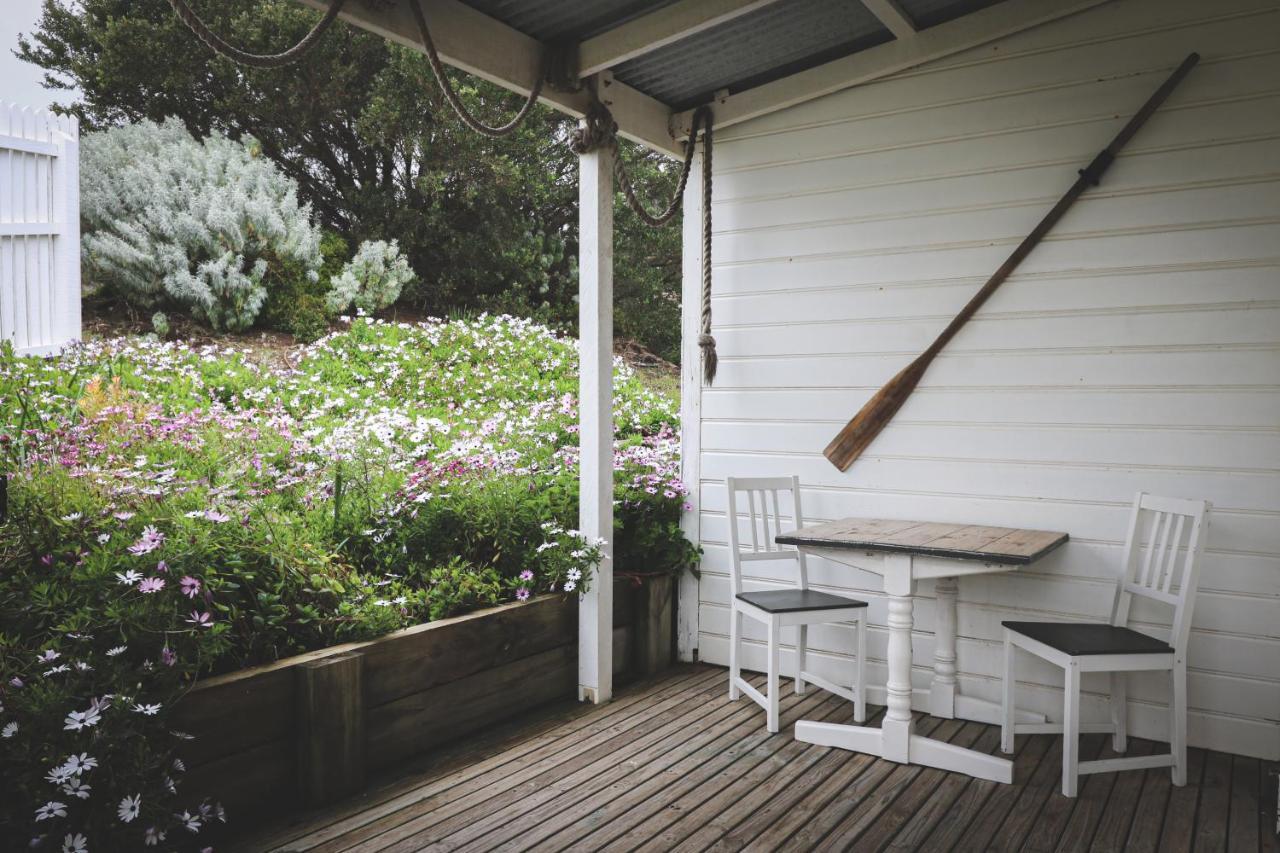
[824,52,1200,472]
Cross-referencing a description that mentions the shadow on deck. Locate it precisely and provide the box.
[236,663,1278,852]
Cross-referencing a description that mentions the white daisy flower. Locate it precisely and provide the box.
[105,646,127,657]
[61,832,88,853]
[35,801,67,821]
[1,722,17,738]
[117,793,141,823]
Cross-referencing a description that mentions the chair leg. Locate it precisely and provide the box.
[795,624,808,696]
[1063,662,1081,797]
[728,608,741,700]
[1001,633,1016,754]
[766,618,781,733]
[854,614,867,723]
[1172,658,1187,786]
[1111,671,1128,753]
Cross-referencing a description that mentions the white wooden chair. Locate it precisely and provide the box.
[1000,492,1210,796]
[726,476,868,733]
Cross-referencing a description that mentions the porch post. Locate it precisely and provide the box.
[676,150,704,662]
[577,133,614,704]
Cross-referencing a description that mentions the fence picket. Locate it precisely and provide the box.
[0,100,79,355]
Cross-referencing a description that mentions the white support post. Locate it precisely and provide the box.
[577,136,614,704]
[676,151,704,663]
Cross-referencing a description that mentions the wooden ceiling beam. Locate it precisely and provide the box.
[577,0,784,77]
[860,0,917,40]
[671,0,1113,137]
[296,0,684,156]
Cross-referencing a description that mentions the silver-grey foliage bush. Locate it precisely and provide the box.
[326,239,417,315]
[80,118,322,331]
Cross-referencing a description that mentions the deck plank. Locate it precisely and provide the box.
[224,665,1273,853]
[918,727,1051,852]
[371,669,737,852]
[598,690,845,852]
[308,667,727,852]
[440,676,788,851]
[1089,739,1157,853]
[1229,755,1262,853]
[741,713,947,852]
[472,675,822,851]
[1197,750,1235,853]
[812,717,972,849]
[1162,747,1208,853]
[884,724,1003,851]
[848,721,989,851]
[261,665,714,852]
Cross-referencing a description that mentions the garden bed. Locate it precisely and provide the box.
[174,579,672,824]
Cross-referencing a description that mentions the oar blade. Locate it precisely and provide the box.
[823,356,929,471]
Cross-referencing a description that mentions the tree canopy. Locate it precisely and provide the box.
[17,0,685,360]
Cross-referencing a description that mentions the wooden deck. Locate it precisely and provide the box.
[241,664,1279,852]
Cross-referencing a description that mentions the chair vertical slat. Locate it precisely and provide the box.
[1161,514,1185,594]
[1138,511,1164,588]
[760,491,772,551]
[769,489,782,551]
[747,490,759,552]
[1152,510,1174,589]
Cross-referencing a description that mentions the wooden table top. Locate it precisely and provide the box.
[775,518,1069,565]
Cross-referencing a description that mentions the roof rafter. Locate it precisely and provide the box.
[860,0,917,39]
[296,0,684,156]
[577,0,785,77]
[672,0,1112,137]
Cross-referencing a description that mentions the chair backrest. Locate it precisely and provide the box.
[725,476,809,597]
[1111,492,1211,654]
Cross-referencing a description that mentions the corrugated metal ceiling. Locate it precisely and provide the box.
[461,0,1008,109]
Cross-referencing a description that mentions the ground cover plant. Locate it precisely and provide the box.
[0,315,695,850]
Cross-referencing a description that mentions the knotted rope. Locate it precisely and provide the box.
[167,0,346,68]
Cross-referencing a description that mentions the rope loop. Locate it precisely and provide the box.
[168,0,346,68]
[409,0,547,138]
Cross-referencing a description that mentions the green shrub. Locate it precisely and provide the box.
[80,119,323,332]
[260,233,349,341]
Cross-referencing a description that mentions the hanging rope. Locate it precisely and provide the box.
[409,0,547,137]
[573,97,717,383]
[167,0,717,380]
[167,0,346,68]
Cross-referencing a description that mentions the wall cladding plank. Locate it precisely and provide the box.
[692,0,1280,760]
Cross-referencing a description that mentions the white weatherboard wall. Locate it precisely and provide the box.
[689,0,1280,760]
[0,103,80,355]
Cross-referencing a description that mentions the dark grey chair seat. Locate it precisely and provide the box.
[1003,621,1173,656]
[736,589,869,614]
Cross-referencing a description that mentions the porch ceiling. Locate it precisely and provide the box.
[468,0,995,110]
[301,0,1111,153]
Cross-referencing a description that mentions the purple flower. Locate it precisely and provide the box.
[40,554,54,566]
[518,569,534,582]
[161,647,177,667]
[179,576,201,599]
[137,577,165,594]
[516,587,530,601]
[205,509,231,523]
[186,610,212,629]
[155,560,169,574]
[127,525,164,555]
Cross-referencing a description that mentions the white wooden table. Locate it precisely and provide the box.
[776,518,1068,783]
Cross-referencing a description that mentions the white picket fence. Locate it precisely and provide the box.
[0,102,80,355]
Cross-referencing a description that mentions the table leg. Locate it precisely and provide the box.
[882,592,915,762]
[930,576,958,719]
[929,574,1048,726]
